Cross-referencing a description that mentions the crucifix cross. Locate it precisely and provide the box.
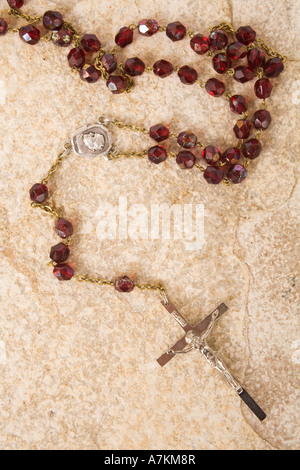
[157,300,266,422]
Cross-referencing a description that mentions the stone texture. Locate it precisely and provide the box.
[0,0,299,451]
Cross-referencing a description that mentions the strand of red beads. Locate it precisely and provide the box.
[1,5,286,184]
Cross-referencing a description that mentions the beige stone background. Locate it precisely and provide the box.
[0,0,299,450]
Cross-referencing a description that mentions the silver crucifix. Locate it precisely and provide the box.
[158,300,266,422]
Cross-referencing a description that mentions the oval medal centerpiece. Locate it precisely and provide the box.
[71,123,112,158]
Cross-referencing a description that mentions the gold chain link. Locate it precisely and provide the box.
[41,143,72,185]
[256,38,288,62]
[31,202,60,219]
[210,22,236,34]
[8,8,41,25]
[73,276,169,302]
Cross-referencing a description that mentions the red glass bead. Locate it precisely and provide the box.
[51,28,73,47]
[53,264,74,281]
[177,131,197,149]
[242,139,262,160]
[178,65,198,84]
[236,26,256,45]
[203,166,224,184]
[67,48,86,69]
[227,164,247,183]
[138,19,159,36]
[227,41,247,59]
[221,147,241,164]
[81,34,101,53]
[149,124,169,142]
[176,151,195,169]
[43,11,63,31]
[106,75,128,94]
[55,218,73,239]
[19,25,40,45]
[153,60,173,78]
[148,145,167,164]
[190,34,210,55]
[264,58,284,78]
[255,78,273,99]
[201,146,221,165]
[229,95,248,114]
[252,110,271,130]
[50,243,70,264]
[0,18,8,35]
[233,119,252,139]
[209,29,228,50]
[115,27,133,48]
[205,78,225,97]
[80,64,101,83]
[29,183,49,203]
[212,53,232,74]
[101,54,117,74]
[124,57,145,76]
[115,276,135,293]
[234,66,254,83]
[247,48,265,69]
[7,0,23,8]
[166,21,186,41]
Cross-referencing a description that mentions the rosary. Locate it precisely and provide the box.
[2,0,288,422]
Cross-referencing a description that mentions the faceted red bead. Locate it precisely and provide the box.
[114,276,135,293]
[55,218,73,239]
[178,65,198,84]
[252,110,271,130]
[236,26,256,45]
[166,21,186,41]
[227,164,247,183]
[264,58,284,78]
[67,48,86,69]
[209,29,228,50]
[43,11,63,31]
[176,151,196,169]
[229,95,248,114]
[81,34,101,52]
[19,25,40,45]
[115,27,133,48]
[51,28,73,47]
[0,18,8,35]
[203,166,224,184]
[212,53,232,74]
[124,57,145,76]
[29,183,49,203]
[149,124,169,142]
[247,48,265,69]
[177,131,197,149]
[205,78,225,97]
[242,139,262,160]
[50,243,70,264]
[234,66,254,83]
[148,145,167,164]
[190,34,210,55]
[106,75,128,94]
[53,264,74,281]
[80,64,101,83]
[7,0,23,8]
[153,60,173,78]
[227,41,247,59]
[202,146,221,165]
[221,147,241,164]
[138,19,159,36]
[233,119,252,139]
[254,78,273,99]
[101,53,117,74]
